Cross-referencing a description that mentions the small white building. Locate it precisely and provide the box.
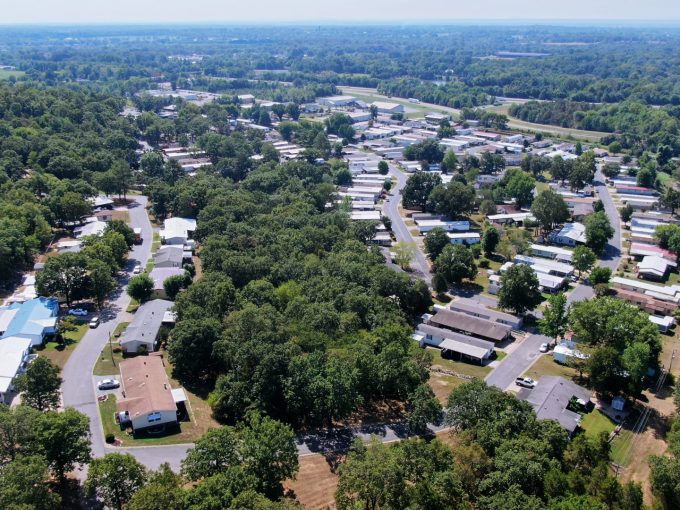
[637,255,676,281]
[0,337,32,403]
[415,219,470,234]
[447,232,481,245]
[550,223,586,247]
[160,217,197,245]
[530,244,573,263]
[371,101,405,115]
[649,315,675,333]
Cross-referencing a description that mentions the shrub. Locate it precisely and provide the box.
[479,258,490,269]
[105,433,115,444]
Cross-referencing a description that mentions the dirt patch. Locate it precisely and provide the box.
[111,210,130,223]
[285,454,339,510]
[428,372,466,404]
[614,411,669,507]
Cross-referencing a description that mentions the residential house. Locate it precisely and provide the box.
[550,223,586,247]
[614,288,678,316]
[530,244,573,263]
[649,315,675,333]
[611,277,680,305]
[448,298,523,329]
[415,219,470,234]
[487,212,535,225]
[513,255,575,278]
[116,354,183,432]
[0,337,32,404]
[317,95,357,108]
[160,217,197,246]
[637,255,676,281]
[428,308,512,343]
[95,210,114,222]
[120,299,174,353]
[447,232,481,245]
[414,324,494,364]
[149,268,186,299]
[153,246,185,269]
[0,297,59,347]
[519,376,592,435]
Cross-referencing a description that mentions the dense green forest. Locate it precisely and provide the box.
[2,25,680,105]
[510,100,680,155]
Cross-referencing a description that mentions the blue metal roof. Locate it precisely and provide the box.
[1,297,59,340]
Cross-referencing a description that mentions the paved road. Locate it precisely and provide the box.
[61,196,191,472]
[485,334,551,390]
[384,165,432,284]
[567,168,622,304]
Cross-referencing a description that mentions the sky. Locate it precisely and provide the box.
[3,0,680,25]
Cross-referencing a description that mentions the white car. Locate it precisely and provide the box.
[98,379,120,390]
[132,265,142,274]
[89,316,100,328]
[67,308,88,316]
[539,343,549,353]
[515,377,537,389]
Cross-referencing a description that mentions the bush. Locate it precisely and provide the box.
[470,244,482,259]
[105,433,115,444]
[479,258,490,269]
[137,345,148,355]
[112,346,122,353]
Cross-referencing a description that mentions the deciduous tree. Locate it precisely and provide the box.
[86,453,147,510]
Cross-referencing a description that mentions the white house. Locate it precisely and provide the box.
[0,337,32,403]
[550,223,586,246]
[637,255,676,281]
[318,95,356,108]
[447,232,481,245]
[160,217,197,245]
[415,219,470,234]
[530,244,573,263]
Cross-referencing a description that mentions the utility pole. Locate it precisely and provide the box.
[109,331,116,367]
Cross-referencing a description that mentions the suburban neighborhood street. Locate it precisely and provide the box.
[567,168,622,304]
[385,165,432,283]
[61,196,191,471]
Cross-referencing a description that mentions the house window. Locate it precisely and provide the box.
[147,412,162,423]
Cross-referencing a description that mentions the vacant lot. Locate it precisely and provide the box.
[285,454,339,510]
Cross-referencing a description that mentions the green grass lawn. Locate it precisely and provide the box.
[151,232,161,252]
[427,347,492,379]
[126,298,140,313]
[37,323,89,369]
[0,70,25,80]
[92,322,129,376]
[610,429,635,466]
[495,350,507,362]
[98,387,217,446]
[521,353,580,382]
[580,409,616,440]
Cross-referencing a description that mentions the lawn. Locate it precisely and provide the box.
[98,385,217,447]
[472,258,502,293]
[521,353,580,382]
[151,232,161,252]
[0,69,25,80]
[37,323,89,369]
[126,298,140,313]
[92,323,129,376]
[580,409,616,440]
[427,347,492,379]
[428,372,467,404]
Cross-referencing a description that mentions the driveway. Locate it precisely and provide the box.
[384,165,432,284]
[485,334,551,390]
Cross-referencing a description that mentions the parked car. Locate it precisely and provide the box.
[67,308,88,316]
[97,379,120,390]
[539,343,549,353]
[89,316,100,328]
[132,264,142,274]
[515,377,536,388]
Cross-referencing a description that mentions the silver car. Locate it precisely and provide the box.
[97,379,120,390]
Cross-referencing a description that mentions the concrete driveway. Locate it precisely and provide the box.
[485,333,551,390]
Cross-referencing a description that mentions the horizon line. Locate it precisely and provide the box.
[2,19,680,28]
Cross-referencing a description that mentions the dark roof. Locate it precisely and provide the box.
[429,309,511,342]
[417,323,495,359]
[153,246,184,266]
[120,299,173,349]
[523,376,592,434]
